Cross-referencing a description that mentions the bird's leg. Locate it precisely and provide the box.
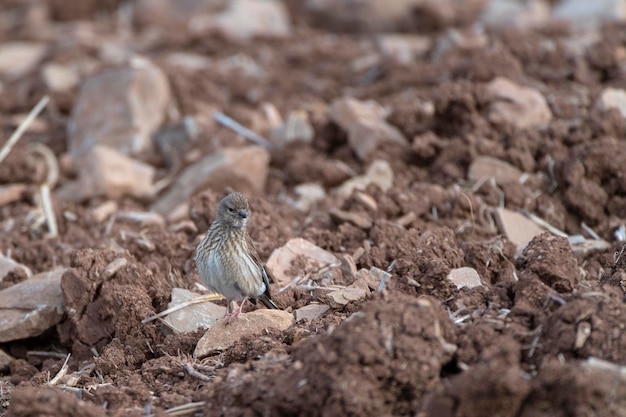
[226,298,248,323]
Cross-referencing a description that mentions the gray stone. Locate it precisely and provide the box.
[0,269,66,343]
[68,58,170,158]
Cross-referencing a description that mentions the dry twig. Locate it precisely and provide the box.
[141,293,224,324]
[0,96,50,165]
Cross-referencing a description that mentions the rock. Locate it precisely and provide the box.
[266,238,339,285]
[151,146,269,215]
[153,117,200,168]
[339,254,358,280]
[329,208,372,229]
[375,34,432,64]
[166,52,212,70]
[553,0,626,26]
[447,267,483,289]
[331,97,408,160]
[295,303,330,322]
[594,88,626,119]
[57,146,155,202]
[305,0,422,32]
[0,254,32,282]
[357,267,389,290]
[90,200,118,223]
[334,159,394,200]
[494,208,545,247]
[0,348,13,371]
[270,111,314,146]
[163,288,227,334]
[432,27,489,58]
[481,0,550,28]
[41,63,79,92]
[293,183,326,211]
[190,0,292,41]
[486,77,552,129]
[468,156,523,185]
[0,184,27,206]
[326,279,369,308]
[0,42,46,80]
[134,0,228,31]
[331,97,388,128]
[68,58,171,159]
[194,309,294,358]
[0,269,66,343]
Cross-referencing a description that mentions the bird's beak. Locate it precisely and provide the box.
[238,210,248,219]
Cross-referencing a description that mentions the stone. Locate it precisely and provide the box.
[305,0,424,32]
[293,183,326,211]
[334,159,394,200]
[270,111,314,146]
[357,267,389,291]
[594,88,626,119]
[432,27,489,58]
[68,58,170,159]
[151,146,269,215]
[494,208,545,247]
[553,0,626,27]
[0,254,32,282]
[468,156,523,185]
[0,269,66,343]
[295,303,330,322]
[326,279,369,308]
[57,145,155,202]
[153,116,201,168]
[329,208,372,229]
[190,0,292,41]
[0,348,13,371]
[163,288,227,334]
[486,77,552,129]
[134,0,228,31]
[447,267,483,289]
[167,52,212,70]
[194,309,294,358]
[0,184,27,206]
[331,97,408,160]
[0,42,46,80]
[90,201,118,223]
[349,120,408,161]
[481,0,550,28]
[331,97,388,128]
[339,254,358,280]
[266,238,339,285]
[375,34,432,64]
[41,63,79,92]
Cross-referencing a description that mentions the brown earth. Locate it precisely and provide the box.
[1,1,626,417]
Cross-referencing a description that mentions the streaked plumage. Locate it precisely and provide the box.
[195,192,278,321]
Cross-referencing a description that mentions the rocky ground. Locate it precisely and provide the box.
[1,0,626,416]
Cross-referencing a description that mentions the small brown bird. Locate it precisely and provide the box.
[195,192,278,322]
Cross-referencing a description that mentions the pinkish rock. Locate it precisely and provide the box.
[487,77,552,129]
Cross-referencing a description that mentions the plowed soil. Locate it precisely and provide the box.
[1,1,626,417]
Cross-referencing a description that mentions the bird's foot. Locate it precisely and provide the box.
[225,299,247,324]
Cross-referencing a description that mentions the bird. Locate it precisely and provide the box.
[195,192,279,322]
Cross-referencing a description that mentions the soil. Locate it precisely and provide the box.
[1,1,626,417]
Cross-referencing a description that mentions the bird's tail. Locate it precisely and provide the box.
[258,293,279,309]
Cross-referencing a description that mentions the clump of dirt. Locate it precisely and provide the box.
[203,294,456,416]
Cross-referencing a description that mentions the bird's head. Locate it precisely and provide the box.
[216,192,250,229]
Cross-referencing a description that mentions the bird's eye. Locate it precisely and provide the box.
[228,207,235,212]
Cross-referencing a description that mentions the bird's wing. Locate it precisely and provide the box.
[246,234,278,308]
